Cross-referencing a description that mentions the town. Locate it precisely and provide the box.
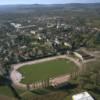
[0,3,100,100]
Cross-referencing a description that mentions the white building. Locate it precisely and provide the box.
[74,52,84,61]
[10,23,21,28]
[30,30,36,35]
[64,42,71,48]
[72,92,94,100]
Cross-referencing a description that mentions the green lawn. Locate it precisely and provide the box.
[0,85,25,99]
[18,59,77,84]
[0,86,14,97]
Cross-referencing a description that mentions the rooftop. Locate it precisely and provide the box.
[72,92,94,100]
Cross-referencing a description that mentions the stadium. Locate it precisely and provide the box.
[10,55,81,90]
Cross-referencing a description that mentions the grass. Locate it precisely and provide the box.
[18,59,77,84]
[0,86,14,97]
[0,85,26,99]
[85,59,100,68]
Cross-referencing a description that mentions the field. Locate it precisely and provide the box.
[18,59,77,84]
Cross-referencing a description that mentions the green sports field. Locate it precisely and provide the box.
[18,59,77,84]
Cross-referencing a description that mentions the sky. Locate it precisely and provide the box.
[0,0,100,5]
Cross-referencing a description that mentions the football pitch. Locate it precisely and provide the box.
[18,59,77,84]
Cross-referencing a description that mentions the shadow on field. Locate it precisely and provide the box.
[8,84,22,100]
[31,83,78,95]
[31,89,51,95]
[0,75,22,100]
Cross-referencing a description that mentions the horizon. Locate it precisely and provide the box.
[0,0,100,5]
[0,2,100,6]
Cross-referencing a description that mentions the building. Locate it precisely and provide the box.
[72,92,94,100]
[50,75,71,88]
[74,52,84,61]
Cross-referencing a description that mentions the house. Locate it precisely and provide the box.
[72,92,94,100]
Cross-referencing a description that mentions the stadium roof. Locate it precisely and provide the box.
[72,92,94,100]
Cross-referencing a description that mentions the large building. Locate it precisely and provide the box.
[72,92,94,100]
